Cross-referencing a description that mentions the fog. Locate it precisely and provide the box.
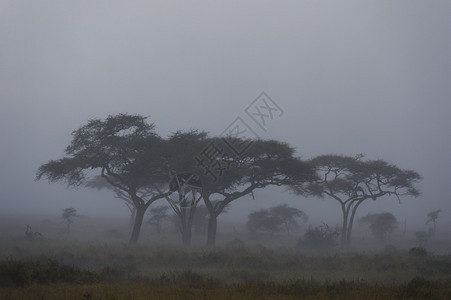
[1,1,450,237]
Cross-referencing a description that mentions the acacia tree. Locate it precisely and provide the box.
[36,114,172,244]
[358,212,398,244]
[86,175,160,229]
[293,154,422,248]
[147,205,171,234]
[247,205,307,236]
[61,207,78,234]
[154,131,207,246]
[247,208,283,235]
[200,138,315,247]
[269,204,308,235]
[426,209,441,238]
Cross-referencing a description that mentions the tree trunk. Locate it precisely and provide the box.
[206,214,218,248]
[340,204,348,248]
[129,206,145,244]
[346,199,365,248]
[180,207,192,247]
[129,207,137,229]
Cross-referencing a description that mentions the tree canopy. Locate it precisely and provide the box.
[247,204,307,235]
[198,138,315,247]
[293,154,421,247]
[36,114,172,244]
[358,212,398,244]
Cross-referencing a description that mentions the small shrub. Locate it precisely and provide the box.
[297,223,340,250]
[398,276,433,298]
[0,259,98,287]
[409,247,428,257]
[157,270,219,287]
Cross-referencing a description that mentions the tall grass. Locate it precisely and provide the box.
[2,239,451,298]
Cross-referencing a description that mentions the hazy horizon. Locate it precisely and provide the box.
[1,1,450,235]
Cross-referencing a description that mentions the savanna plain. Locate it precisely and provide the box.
[1,214,451,299]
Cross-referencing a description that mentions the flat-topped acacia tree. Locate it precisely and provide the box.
[292,154,422,248]
[155,130,208,247]
[36,114,171,244]
[149,131,315,248]
[198,138,316,247]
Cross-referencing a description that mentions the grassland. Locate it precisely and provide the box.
[1,215,451,299]
[1,239,451,299]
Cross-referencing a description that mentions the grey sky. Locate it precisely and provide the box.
[1,1,450,229]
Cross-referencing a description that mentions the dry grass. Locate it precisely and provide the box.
[2,214,451,299]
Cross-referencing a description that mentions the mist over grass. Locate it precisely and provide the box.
[2,213,451,298]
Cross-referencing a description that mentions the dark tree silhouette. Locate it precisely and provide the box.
[247,204,308,236]
[201,138,315,247]
[147,205,171,234]
[269,204,308,235]
[293,154,421,248]
[36,114,172,244]
[155,131,207,246]
[426,209,441,238]
[247,208,283,235]
[151,132,314,247]
[61,207,78,234]
[298,223,340,250]
[358,212,398,244]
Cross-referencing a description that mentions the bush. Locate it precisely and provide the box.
[297,223,340,250]
[409,247,428,257]
[0,259,98,287]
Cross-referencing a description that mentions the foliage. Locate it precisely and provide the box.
[247,204,307,235]
[292,154,422,248]
[358,212,398,244]
[426,209,441,238]
[298,223,340,250]
[3,279,451,300]
[36,114,172,244]
[4,244,451,299]
[197,137,316,247]
[247,209,283,235]
[409,247,428,257]
[61,208,78,234]
[0,259,98,287]
[269,204,308,234]
[36,114,166,187]
[146,206,171,234]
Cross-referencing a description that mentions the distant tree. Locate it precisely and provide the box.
[152,132,313,247]
[414,230,430,247]
[25,225,44,240]
[36,114,172,244]
[61,207,78,234]
[426,209,441,238]
[247,209,283,235]
[146,205,171,234]
[247,204,308,236]
[292,154,422,248]
[358,212,398,244]
[269,204,308,235]
[298,223,340,250]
